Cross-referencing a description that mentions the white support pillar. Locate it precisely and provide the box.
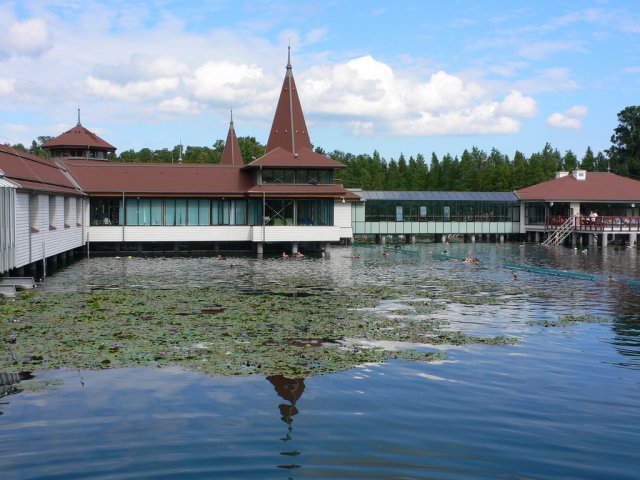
[630,233,637,246]
[601,233,608,247]
[470,235,476,243]
[291,242,299,255]
[323,242,331,255]
[380,235,386,246]
[410,235,416,244]
[499,234,505,244]
[441,234,447,244]
[256,242,264,255]
[535,232,540,243]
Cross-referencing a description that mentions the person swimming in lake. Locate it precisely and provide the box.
[382,250,390,256]
[282,251,289,258]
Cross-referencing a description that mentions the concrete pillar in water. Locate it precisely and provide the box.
[214,242,220,253]
[499,234,505,244]
[571,233,577,247]
[380,235,386,246]
[630,233,637,246]
[601,233,608,247]
[256,242,264,255]
[470,235,476,243]
[535,232,540,243]
[291,242,299,255]
[441,234,447,244]
[323,242,331,256]
[410,234,416,244]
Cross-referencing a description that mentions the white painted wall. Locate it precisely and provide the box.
[334,201,353,239]
[0,186,16,273]
[87,225,344,243]
[13,193,85,270]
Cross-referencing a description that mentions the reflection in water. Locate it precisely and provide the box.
[0,372,33,415]
[268,375,306,472]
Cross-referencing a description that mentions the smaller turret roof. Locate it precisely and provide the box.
[220,111,243,166]
[43,111,116,152]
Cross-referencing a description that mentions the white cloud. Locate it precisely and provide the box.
[499,90,537,117]
[547,105,587,129]
[0,78,16,95]
[301,55,536,136]
[86,76,180,101]
[93,54,190,83]
[184,60,267,105]
[518,40,586,60]
[3,18,51,57]
[158,97,199,114]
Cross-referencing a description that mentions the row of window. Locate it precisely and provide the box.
[90,198,334,227]
[50,150,108,159]
[364,201,520,223]
[261,169,333,184]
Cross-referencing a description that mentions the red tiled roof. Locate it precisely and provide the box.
[516,172,640,202]
[247,183,358,199]
[0,144,84,195]
[265,51,312,155]
[62,160,252,196]
[220,116,243,166]
[43,123,116,151]
[244,146,344,169]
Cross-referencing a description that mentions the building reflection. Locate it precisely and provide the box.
[0,372,33,415]
[267,375,305,472]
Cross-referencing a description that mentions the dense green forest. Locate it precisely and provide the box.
[11,106,640,193]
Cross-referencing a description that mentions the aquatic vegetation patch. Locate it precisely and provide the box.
[527,314,611,328]
[19,378,64,392]
[0,280,517,377]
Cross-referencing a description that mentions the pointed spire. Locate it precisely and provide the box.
[77,108,82,126]
[265,47,312,155]
[221,110,243,166]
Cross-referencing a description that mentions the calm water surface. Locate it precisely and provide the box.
[1,243,639,479]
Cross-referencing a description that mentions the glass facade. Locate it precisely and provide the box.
[364,200,520,223]
[90,197,333,227]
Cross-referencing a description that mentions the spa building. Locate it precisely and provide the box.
[2,53,640,277]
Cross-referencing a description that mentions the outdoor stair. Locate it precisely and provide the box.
[543,215,578,246]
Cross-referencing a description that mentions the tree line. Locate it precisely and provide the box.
[10,106,640,193]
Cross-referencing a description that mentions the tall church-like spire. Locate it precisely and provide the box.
[265,48,312,155]
[220,109,243,166]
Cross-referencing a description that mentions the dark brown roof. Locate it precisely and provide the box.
[247,183,358,199]
[43,122,116,152]
[264,49,312,155]
[62,160,251,196]
[244,147,344,169]
[220,115,243,166]
[0,144,84,195]
[516,172,640,202]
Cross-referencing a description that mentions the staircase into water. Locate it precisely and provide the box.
[542,216,577,246]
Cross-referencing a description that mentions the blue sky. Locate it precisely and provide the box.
[1,0,639,161]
